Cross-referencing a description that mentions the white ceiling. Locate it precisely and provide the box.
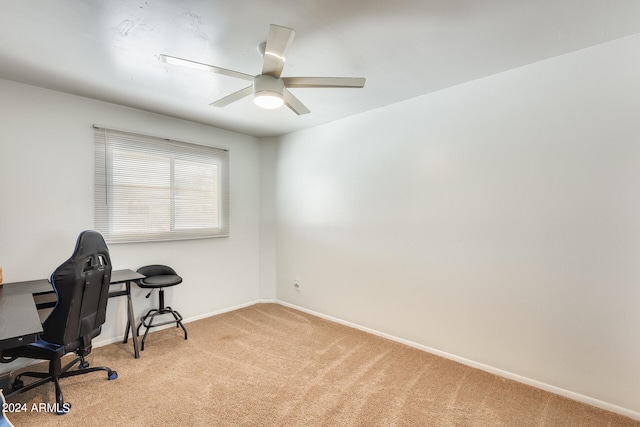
[1,0,640,137]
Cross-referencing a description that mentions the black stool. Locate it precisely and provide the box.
[136,265,187,350]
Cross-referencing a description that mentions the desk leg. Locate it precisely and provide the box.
[122,282,140,359]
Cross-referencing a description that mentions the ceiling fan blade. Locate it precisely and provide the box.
[210,85,253,107]
[283,88,310,115]
[261,25,295,78]
[160,54,253,82]
[282,77,366,88]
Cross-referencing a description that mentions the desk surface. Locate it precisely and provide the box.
[111,269,145,284]
[0,269,144,351]
[0,280,52,350]
[0,279,52,297]
[0,269,143,296]
[0,294,43,350]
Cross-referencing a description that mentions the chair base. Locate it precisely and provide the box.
[136,306,188,351]
[5,355,117,414]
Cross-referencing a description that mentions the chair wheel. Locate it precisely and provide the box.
[79,360,90,369]
[56,402,71,415]
[108,371,118,380]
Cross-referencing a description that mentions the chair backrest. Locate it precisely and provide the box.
[41,230,112,347]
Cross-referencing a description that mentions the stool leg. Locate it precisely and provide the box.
[137,287,188,349]
[140,311,158,351]
[137,308,159,351]
[167,307,188,340]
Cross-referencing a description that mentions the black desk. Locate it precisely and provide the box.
[0,280,52,352]
[0,269,144,358]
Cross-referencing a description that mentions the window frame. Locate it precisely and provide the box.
[94,126,229,243]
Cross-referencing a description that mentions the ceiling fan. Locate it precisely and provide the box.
[160,24,366,115]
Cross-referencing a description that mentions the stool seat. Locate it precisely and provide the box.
[138,275,182,288]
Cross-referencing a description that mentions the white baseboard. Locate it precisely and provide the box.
[276,300,640,422]
[93,299,277,348]
[184,299,276,323]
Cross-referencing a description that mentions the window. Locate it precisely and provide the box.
[94,126,229,243]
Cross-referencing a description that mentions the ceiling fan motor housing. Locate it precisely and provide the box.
[253,74,285,97]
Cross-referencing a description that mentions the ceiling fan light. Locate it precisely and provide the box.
[254,91,284,109]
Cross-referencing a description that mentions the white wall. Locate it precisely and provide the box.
[273,33,640,416]
[0,79,262,343]
[258,137,278,299]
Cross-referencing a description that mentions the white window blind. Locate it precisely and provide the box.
[94,126,229,243]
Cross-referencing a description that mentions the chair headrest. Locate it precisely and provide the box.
[72,230,109,261]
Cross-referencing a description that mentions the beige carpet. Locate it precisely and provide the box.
[3,303,639,426]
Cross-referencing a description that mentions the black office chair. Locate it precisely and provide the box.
[136,265,187,351]
[1,231,117,414]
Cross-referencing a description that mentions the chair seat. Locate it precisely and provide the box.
[138,275,182,288]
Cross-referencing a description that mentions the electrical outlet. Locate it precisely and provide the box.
[293,279,300,291]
